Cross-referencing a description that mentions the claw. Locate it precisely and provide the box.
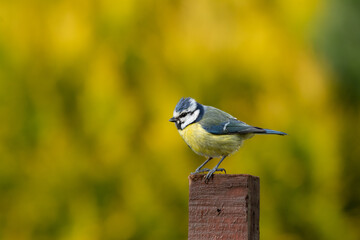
[204,172,214,183]
[191,168,211,175]
[203,156,228,183]
[204,167,227,183]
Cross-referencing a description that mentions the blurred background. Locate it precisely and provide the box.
[0,0,359,239]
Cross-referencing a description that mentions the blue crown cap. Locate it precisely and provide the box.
[175,97,193,112]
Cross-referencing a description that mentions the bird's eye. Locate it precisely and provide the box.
[179,112,187,118]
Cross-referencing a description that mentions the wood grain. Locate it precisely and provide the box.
[188,174,259,240]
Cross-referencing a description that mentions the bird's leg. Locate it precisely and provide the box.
[191,157,213,174]
[205,156,227,182]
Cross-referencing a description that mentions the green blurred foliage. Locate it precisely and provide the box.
[0,0,359,239]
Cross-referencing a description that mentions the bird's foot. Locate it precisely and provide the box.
[191,168,211,175]
[204,168,226,183]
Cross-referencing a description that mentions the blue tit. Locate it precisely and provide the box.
[169,97,287,181]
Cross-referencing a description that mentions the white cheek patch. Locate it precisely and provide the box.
[180,109,200,129]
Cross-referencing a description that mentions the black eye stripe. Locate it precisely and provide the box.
[179,112,188,118]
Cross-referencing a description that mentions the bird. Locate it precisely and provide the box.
[169,97,287,182]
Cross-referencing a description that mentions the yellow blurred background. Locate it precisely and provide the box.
[0,0,359,239]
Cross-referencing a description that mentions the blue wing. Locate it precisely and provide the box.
[199,106,287,135]
[201,118,267,135]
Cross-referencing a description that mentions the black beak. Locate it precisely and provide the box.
[169,117,177,122]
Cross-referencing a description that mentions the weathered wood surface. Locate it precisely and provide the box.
[188,174,260,240]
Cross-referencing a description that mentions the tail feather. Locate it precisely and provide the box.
[262,128,287,135]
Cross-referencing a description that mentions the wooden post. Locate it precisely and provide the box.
[188,174,260,240]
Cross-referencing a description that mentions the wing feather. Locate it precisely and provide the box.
[199,106,266,135]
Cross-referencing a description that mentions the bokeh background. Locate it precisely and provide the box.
[0,0,359,239]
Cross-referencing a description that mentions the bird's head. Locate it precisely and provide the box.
[169,97,203,130]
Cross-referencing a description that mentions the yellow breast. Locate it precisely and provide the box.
[178,123,249,157]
